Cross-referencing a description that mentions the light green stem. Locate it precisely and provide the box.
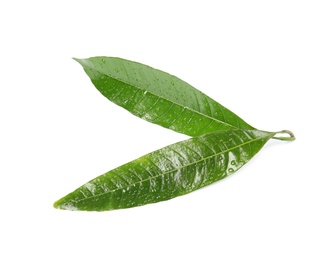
[272,130,295,141]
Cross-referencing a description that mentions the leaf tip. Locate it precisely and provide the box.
[72,57,92,71]
[53,198,79,211]
[72,57,83,65]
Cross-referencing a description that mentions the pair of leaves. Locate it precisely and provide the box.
[54,57,294,211]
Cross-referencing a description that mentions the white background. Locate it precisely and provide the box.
[1,0,328,259]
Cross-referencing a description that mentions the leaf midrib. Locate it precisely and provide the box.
[76,131,273,203]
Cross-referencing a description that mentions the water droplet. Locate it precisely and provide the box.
[231,160,236,165]
[228,168,234,173]
[89,68,93,71]
[156,77,159,81]
[144,91,148,95]
[115,68,119,72]
[101,58,105,63]
[171,81,175,85]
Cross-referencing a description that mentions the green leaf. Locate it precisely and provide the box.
[54,129,293,211]
[74,57,254,136]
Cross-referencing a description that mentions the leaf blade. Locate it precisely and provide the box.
[74,57,254,136]
[54,129,275,211]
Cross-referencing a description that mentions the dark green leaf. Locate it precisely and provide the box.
[74,57,254,136]
[54,129,289,211]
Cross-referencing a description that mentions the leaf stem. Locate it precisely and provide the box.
[272,130,295,141]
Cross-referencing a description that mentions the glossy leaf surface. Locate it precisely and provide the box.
[54,129,278,211]
[74,57,254,136]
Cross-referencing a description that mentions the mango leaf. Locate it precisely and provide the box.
[74,57,254,137]
[54,129,294,211]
